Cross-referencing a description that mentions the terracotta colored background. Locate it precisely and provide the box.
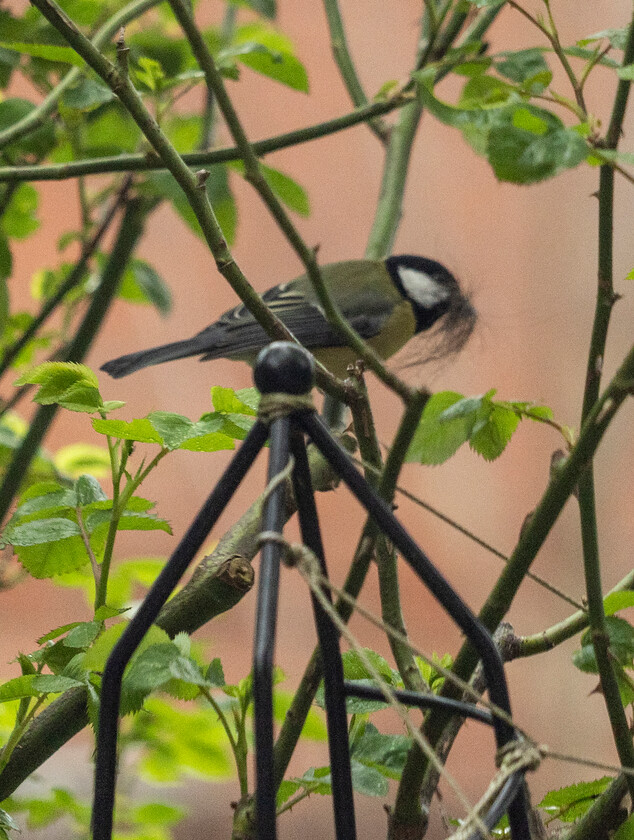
[2,2,634,837]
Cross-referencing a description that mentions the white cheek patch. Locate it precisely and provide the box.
[398,266,450,308]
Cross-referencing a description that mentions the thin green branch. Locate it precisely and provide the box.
[365,97,423,260]
[0,95,412,184]
[517,569,634,657]
[575,11,634,802]
[374,394,430,695]
[322,0,390,143]
[365,3,500,261]
[605,17,634,149]
[0,0,161,151]
[507,0,586,114]
[578,465,634,801]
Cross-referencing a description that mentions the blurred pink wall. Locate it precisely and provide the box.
[2,1,634,837]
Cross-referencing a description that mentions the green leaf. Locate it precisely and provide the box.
[84,622,170,672]
[210,386,259,414]
[578,28,630,50]
[0,41,85,67]
[60,75,114,111]
[603,591,634,616]
[230,161,310,216]
[32,674,83,694]
[131,802,185,827]
[134,55,165,92]
[614,814,634,840]
[469,402,520,461]
[295,762,388,797]
[7,506,95,577]
[37,621,84,644]
[94,605,126,621]
[15,362,102,413]
[316,650,399,713]
[1,183,39,240]
[416,68,588,183]
[406,391,471,464]
[91,417,164,445]
[351,722,410,779]
[63,621,101,648]
[458,74,515,109]
[124,643,200,699]
[573,616,634,678]
[207,658,225,687]
[122,259,173,315]
[75,474,106,505]
[4,517,81,546]
[135,696,233,781]
[11,481,76,516]
[539,777,612,822]
[487,105,588,184]
[0,675,39,702]
[86,509,172,536]
[0,98,56,157]
[225,23,308,92]
[147,411,198,450]
[494,48,550,85]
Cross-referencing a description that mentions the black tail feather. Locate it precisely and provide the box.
[100,338,208,378]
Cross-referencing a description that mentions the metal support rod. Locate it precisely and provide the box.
[290,427,357,840]
[343,682,494,726]
[252,416,291,840]
[92,420,269,840]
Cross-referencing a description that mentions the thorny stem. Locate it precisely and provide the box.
[507,0,587,114]
[575,11,634,804]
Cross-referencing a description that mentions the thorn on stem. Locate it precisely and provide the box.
[195,169,210,188]
[116,27,129,75]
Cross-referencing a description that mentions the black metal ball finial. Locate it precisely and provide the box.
[253,342,315,395]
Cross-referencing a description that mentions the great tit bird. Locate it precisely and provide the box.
[101,255,475,380]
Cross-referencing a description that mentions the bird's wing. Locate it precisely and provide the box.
[197,272,391,360]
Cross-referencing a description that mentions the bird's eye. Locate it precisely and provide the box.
[397,266,450,308]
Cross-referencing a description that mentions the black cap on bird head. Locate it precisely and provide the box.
[385,254,477,363]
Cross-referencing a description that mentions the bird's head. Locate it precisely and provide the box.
[385,254,477,362]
